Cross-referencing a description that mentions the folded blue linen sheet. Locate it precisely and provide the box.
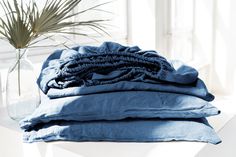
[20,91,220,131]
[37,42,213,101]
[23,118,221,144]
[46,80,214,101]
[21,42,220,144]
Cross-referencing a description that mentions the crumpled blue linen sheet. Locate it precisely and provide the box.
[21,42,221,144]
[37,42,214,101]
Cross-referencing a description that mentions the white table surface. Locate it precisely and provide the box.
[0,96,235,157]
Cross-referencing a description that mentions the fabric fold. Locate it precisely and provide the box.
[21,42,220,144]
[23,118,221,145]
[37,42,205,98]
[20,91,219,131]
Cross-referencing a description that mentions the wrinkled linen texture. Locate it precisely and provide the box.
[21,42,221,144]
[37,42,213,101]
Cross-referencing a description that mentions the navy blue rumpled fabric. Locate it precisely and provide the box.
[21,42,221,144]
[37,42,213,101]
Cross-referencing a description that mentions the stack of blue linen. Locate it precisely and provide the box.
[20,42,221,144]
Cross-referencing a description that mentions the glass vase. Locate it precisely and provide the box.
[6,49,41,121]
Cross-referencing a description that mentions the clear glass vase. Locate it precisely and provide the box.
[6,49,41,121]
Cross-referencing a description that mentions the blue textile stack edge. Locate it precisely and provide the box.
[20,42,221,144]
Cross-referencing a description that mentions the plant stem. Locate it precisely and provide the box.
[9,51,26,73]
[17,49,21,96]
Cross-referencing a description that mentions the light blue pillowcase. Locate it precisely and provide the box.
[23,118,221,144]
[20,91,220,130]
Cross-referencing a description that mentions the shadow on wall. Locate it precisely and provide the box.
[211,0,236,95]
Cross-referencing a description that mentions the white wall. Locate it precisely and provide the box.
[211,0,236,95]
[127,0,156,50]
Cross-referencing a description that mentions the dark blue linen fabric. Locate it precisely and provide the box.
[37,42,213,101]
[46,80,213,101]
[21,42,220,144]
[20,91,219,131]
[23,118,221,144]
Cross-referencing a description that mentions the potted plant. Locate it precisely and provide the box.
[0,0,109,120]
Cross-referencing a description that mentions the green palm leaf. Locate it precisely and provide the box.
[0,0,110,49]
